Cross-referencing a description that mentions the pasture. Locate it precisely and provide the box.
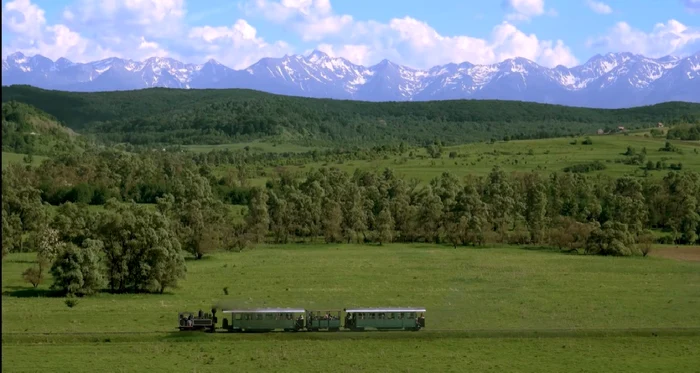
[217,132,700,186]
[1,152,48,168]
[183,140,318,154]
[3,244,700,372]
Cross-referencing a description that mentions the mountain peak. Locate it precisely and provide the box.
[2,51,697,108]
[307,50,329,63]
[372,59,398,69]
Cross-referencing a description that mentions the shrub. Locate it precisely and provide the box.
[22,258,48,288]
[585,221,637,256]
[637,230,655,257]
[563,161,607,173]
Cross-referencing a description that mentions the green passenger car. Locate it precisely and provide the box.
[306,310,342,331]
[221,308,305,332]
[344,308,426,331]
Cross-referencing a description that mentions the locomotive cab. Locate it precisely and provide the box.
[178,309,217,332]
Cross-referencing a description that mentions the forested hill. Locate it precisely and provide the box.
[3,85,700,147]
[1,100,88,155]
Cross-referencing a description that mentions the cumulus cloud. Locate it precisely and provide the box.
[1,0,115,61]
[1,0,292,67]
[187,19,293,68]
[246,0,353,41]
[587,20,700,57]
[503,0,545,20]
[586,0,612,14]
[4,0,693,72]
[501,0,556,21]
[315,43,373,65]
[247,0,576,68]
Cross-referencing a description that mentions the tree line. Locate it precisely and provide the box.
[666,123,700,141]
[4,85,699,147]
[5,151,700,296]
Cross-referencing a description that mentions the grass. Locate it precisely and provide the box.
[2,243,700,372]
[3,244,700,333]
[183,140,319,154]
[1,152,48,168]
[3,335,699,373]
[3,133,700,371]
[228,133,700,186]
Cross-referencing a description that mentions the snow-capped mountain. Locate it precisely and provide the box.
[2,50,698,108]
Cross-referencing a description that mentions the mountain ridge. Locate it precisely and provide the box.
[2,50,699,108]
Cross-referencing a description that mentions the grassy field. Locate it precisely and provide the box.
[183,140,319,154]
[3,244,700,371]
[3,334,699,373]
[1,152,48,168]
[4,132,700,184]
[206,133,700,186]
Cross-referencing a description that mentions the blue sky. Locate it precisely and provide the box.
[2,0,699,69]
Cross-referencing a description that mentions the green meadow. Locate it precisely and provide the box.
[216,132,700,186]
[2,244,700,372]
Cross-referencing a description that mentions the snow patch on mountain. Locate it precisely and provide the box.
[2,50,699,108]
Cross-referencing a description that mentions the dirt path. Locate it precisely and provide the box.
[651,246,700,262]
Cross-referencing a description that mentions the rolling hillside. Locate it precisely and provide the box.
[2,85,700,147]
[1,100,89,156]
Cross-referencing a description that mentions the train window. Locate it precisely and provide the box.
[388,313,395,319]
[256,314,263,320]
[234,314,241,320]
[398,313,404,319]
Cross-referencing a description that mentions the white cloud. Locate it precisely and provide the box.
[188,20,293,68]
[10,0,695,73]
[64,0,187,39]
[248,0,576,68]
[586,0,612,14]
[247,0,352,40]
[1,0,292,67]
[503,0,555,21]
[1,0,115,61]
[2,0,47,39]
[315,43,373,65]
[587,20,700,57]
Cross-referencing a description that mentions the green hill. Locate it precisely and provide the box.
[1,100,90,156]
[3,85,699,147]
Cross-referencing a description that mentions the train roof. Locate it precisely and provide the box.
[221,308,305,313]
[344,308,426,313]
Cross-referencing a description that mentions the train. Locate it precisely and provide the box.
[178,307,426,332]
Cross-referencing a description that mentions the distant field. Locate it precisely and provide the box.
[1,152,48,168]
[229,132,700,185]
[183,140,319,154]
[2,244,700,372]
[5,133,700,184]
